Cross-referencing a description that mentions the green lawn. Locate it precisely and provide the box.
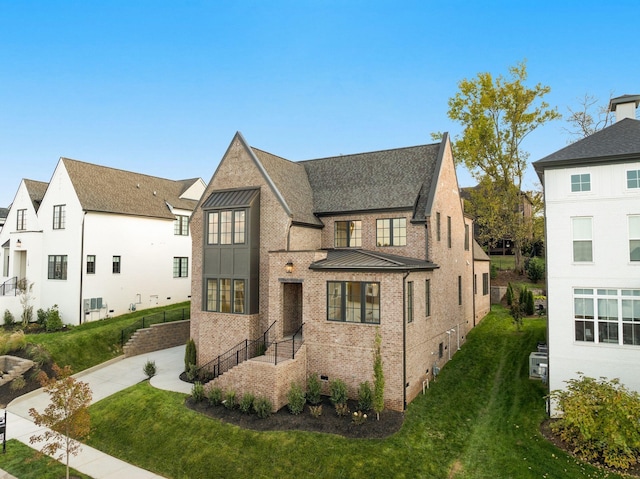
[0,440,91,479]
[26,301,190,372]
[83,306,620,479]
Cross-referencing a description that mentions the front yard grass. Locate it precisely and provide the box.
[0,440,91,479]
[85,306,622,479]
[26,301,190,373]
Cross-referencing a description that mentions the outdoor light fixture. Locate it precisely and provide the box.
[15,239,21,249]
[285,261,294,274]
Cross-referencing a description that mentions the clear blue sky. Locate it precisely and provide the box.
[2,0,639,207]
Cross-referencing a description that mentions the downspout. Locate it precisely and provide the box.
[472,251,476,327]
[78,212,86,325]
[402,270,410,410]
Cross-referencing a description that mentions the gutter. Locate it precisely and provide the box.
[402,270,410,410]
[78,212,86,325]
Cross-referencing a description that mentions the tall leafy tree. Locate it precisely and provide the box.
[447,61,560,271]
[29,364,92,479]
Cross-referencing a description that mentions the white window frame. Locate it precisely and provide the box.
[629,215,640,262]
[572,217,593,262]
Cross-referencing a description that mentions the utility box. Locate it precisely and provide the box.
[529,352,548,379]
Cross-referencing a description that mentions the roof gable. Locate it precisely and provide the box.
[61,158,200,219]
[23,179,49,212]
[534,118,640,176]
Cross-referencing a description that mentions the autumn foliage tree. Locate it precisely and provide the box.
[446,61,560,271]
[29,364,92,479]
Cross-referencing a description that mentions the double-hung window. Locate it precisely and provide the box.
[112,256,121,274]
[327,281,379,324]
[174,215,189,235]
[574,288,595,342]
[48,255,68,280]
[86,255,96,274]
[629,216,640,262]
[572,217,593,262]
[334,221,361,247]
[16,209,26,230]
[571,173,591,192]
[53,205,65,229]
[622,290,640,345]
[376,218,406,246]
[173,257,188,278]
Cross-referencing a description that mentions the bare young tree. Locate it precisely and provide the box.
[564,93,614,141]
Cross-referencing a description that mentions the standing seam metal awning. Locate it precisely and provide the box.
[202,188,260,209]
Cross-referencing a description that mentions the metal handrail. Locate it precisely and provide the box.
[264,322,304,365]
[0,277,17,296]
[196,320,277,382]
[120,307,190,347]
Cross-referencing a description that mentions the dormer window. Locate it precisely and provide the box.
[334,220,361,247]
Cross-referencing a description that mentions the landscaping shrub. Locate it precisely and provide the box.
[36,308,48,325]
[5,330,26,354]
[253,396,272,418]
[373,329,385,420]
[352,410,367,425]
[191,382,205,403]
[207,387,223,406]
[26,343,51,368]
[357,381,373,411]
[335,402,350,417]
[525,289,535,316]
[184,338,196,373]
[549,374,640,470]
[223,390,236,409]
[490,263,498,280]
[3,309,15,327]
[506,283,514,306]
[306,373,322,405]
[10,377,26,391]
[186,363,198,382]
[329,379,348,406]
[287,382,306,415]
[143,360,156,379]
[45,305,63,332]
[525,257,545,283]
[239,393,255,414]
[309,404,322,418]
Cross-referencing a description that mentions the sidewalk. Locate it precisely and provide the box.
[5,345,192,479]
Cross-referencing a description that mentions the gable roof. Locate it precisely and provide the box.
[23,179,49,212]
[309,249,439,272]
[0,207,9,219]
[300,144,440,217]
[473,240,490,262]
[533,118,640,180]
[62,158,200,219]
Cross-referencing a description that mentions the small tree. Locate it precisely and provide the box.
[373,328,385,420]
[28,364,92,479]
[525,257,545,283]
[17,279,35,327]
[184,338,197,372]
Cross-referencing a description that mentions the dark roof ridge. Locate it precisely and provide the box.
[299,142,439,163]
[249,147,294,164]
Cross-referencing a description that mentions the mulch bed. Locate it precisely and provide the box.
[185,395,404,439]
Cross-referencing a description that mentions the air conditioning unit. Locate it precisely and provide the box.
[529,352,548,379]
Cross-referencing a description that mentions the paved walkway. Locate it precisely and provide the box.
[5,345,192,479]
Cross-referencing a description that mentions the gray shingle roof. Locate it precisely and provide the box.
[300,144,440,217]
[23,179,49,212]
[62,158,199,219]
[473,240,490,262]
[309,249,439,271]
[533,118,640,179]
[251,148,321,226]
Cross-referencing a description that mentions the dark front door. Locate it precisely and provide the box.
[282,282,303,336]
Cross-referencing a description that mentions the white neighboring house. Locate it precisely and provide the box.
[0,158,205,325]
[533,94,640,414]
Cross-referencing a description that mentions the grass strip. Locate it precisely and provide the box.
[0,439,92,479]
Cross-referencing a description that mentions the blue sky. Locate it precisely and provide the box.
[2,1,639,207]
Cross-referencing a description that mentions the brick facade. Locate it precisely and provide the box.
[190,134,485,412]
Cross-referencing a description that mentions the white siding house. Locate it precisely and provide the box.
[0,158,205,325]
[533,95,640,414]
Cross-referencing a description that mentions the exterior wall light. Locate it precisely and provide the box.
[15,239,21,249]
[285,261,294,274]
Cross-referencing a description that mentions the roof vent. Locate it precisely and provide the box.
[153,191,157,196]
[136,184,140,188]
[609,94,640,122]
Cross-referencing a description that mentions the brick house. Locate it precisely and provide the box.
[190,132,489,411]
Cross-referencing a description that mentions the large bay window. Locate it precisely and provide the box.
[574,288,640,345]
[327,281,379,324]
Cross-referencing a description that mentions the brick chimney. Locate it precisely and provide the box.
[609,94,640,122]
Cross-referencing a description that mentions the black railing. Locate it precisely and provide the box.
[263,323,304,365]
[0,277,17,296]
[196,321,276,382]
[120,307,190,347]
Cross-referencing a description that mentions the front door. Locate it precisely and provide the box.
[282,282,303,336]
